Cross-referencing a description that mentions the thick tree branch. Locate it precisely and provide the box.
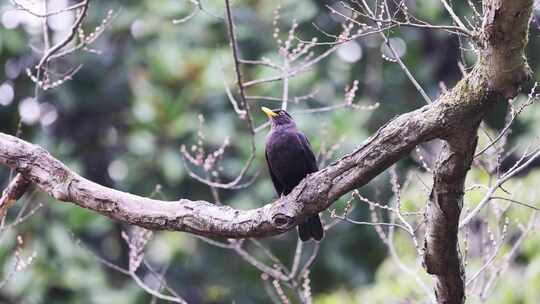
[481,0,533,98]
[423,132,478,304]
[0,82,497,239]
[0,1,533,248]
[421,1,534,303]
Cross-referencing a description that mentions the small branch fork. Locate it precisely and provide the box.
[0,174,30,219]
[474,83,539,158]
[336,1,434,104]
[237,5,382,134]
[177,0,259,190]
[331,180,436,302]
[11,0,114,91]
[78,201,321,303]
[35,0,89,71]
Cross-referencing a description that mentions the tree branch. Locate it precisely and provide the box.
[0,81,499,239]
[0,1,533,248]
[0,173,31,218]
[423,131,478,304]
[481,0,533,98]
[421,1,534,303]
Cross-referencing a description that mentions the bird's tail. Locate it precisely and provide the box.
[298,214,324,242]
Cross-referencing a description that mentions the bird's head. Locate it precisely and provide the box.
[261,107,295,128]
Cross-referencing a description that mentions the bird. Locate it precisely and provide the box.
[262,107,324,241]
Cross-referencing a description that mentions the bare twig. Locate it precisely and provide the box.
[461,148,540,228]
[36,0,89,70]
[10,0,86,17]
[0,174,31,219]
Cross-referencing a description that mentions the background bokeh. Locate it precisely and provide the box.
[1,0,540,303]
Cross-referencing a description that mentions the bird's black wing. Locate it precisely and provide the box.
[265,149,284,195]
[296,131,324,241]
[296,132,318,173]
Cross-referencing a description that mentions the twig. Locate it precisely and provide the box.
[298,242,320,278]
[491,196,540,211]
[131,273,187,303]
[0,174,31,219]
[36,0,89,70]
[289,238,303,279]
[479,212,536,299]
[231,241,289,281]
[388,202,435,303]
[460,148,540,228]
[439,0,469,33]
[338,1,433,104]
[475,83,539,158]
[10,0,86,17]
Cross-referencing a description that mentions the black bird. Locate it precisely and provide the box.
[262,107,324,241]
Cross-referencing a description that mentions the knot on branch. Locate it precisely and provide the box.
[272,213,294,229]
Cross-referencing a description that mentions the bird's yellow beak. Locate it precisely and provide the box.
[261,107,278,118]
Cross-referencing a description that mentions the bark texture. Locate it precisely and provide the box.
[481,0,533,98]
[420,1,533,303]
[0,173,30,218]
[423,132,478,304]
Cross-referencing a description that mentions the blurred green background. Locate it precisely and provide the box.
[1,0,540,303]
